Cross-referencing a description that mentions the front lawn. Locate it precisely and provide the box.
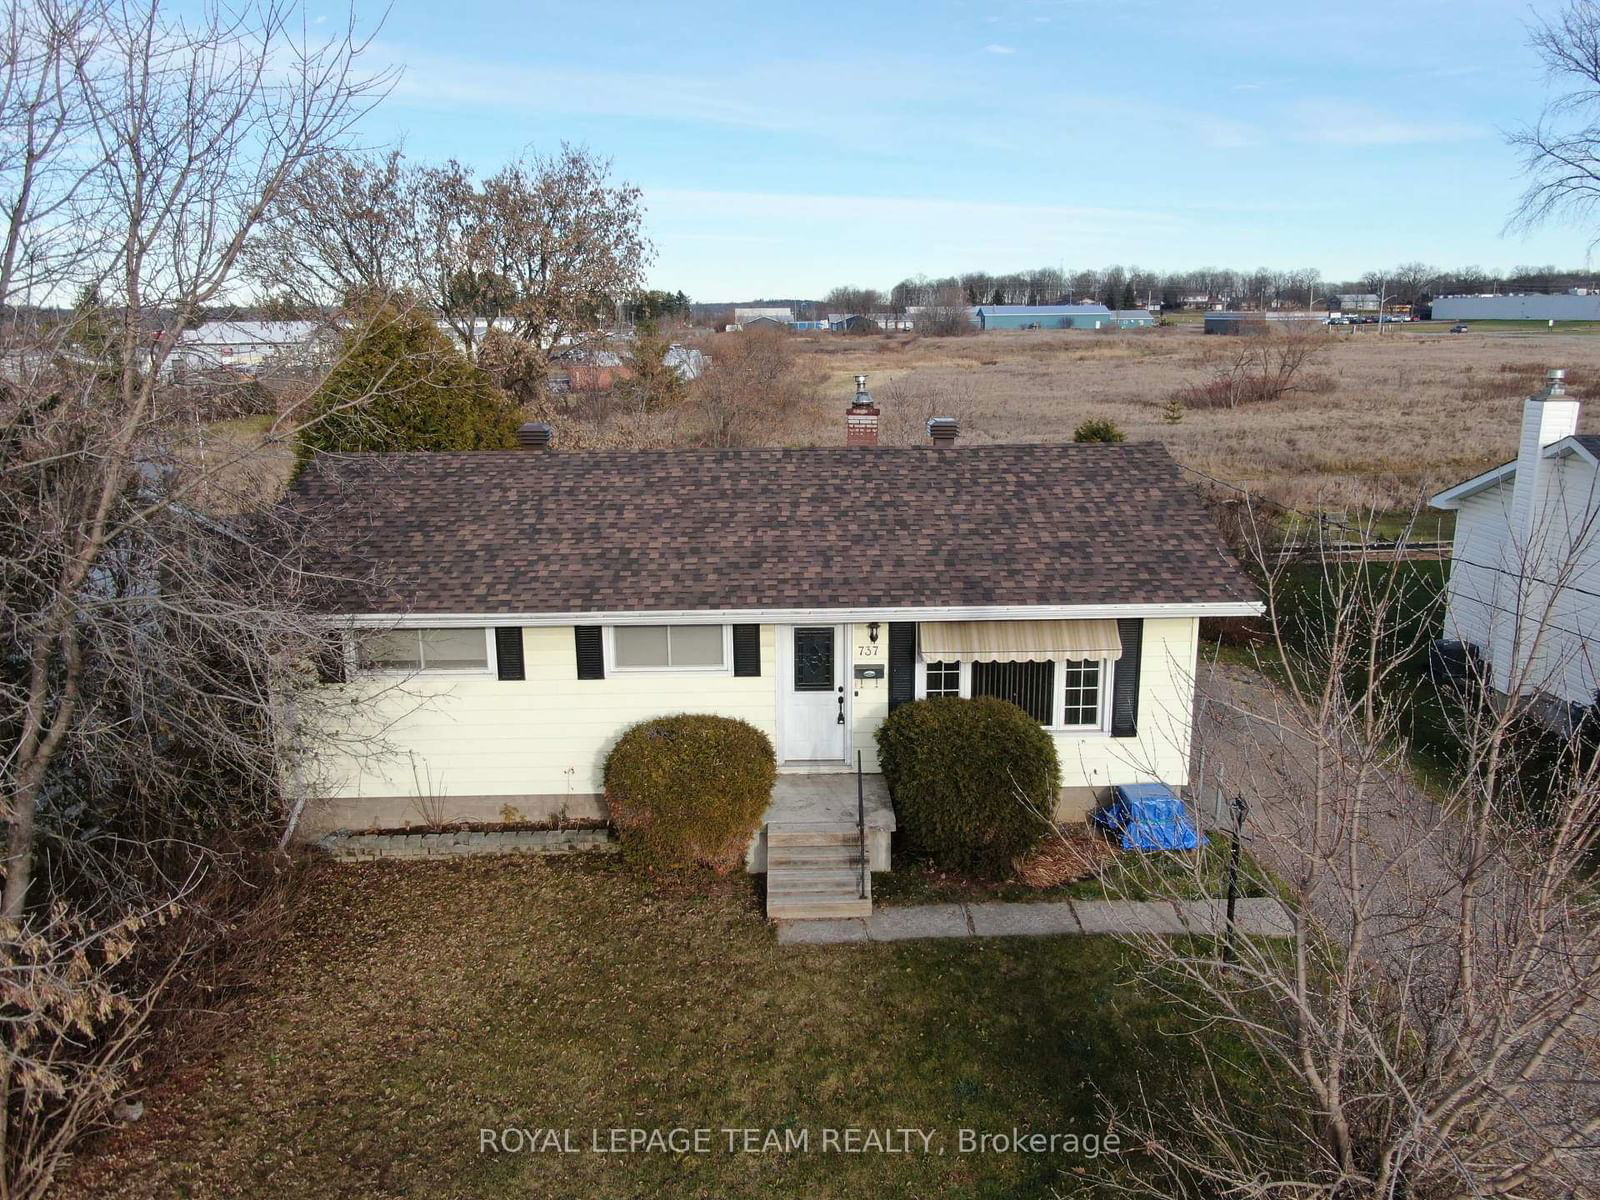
[63,855,1259,1199]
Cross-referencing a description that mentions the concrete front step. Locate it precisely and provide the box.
[768,868,865,894]
[767,846,864,869]
[765,822,873,920]
[767,827,862,847]
[764,896,870,921]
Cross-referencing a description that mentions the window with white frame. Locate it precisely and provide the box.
[917,657,1110,731]
[610,624,729,672]
[357,627,491,673]
[925,660,962,697]
[1060,659,1103,727]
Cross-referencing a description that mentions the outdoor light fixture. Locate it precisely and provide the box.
[855,373,868,396]
[868,622,880,643]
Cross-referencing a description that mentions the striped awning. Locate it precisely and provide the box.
[917,619,1123,664]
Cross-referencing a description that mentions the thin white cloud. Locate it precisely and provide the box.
[1292,102,1485,146]
[985,44,1018,54]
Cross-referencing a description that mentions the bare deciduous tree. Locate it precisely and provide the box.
[1510,1,1600,244]
[242,147,422,307]
[0,3,392,1193]
[1096,511,1600,1198]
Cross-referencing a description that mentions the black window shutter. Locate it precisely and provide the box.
[574,626,604,680]
[314,632,346,684]
[732,624,761,676]
[494,627,525,681]
[1111,618,1143,738]
[888,622,917,710]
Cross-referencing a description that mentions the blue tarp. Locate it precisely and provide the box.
[1091,782,1205,852]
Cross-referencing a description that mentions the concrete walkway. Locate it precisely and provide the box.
[775,895,1295,945]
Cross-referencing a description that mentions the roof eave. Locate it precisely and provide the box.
[1429,436,1600,510]
[325,600,1265,628]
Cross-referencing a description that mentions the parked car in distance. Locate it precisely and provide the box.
[1450,323,1469,333]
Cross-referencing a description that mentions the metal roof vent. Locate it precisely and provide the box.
[517,421,555,449]
[927,417,959,445]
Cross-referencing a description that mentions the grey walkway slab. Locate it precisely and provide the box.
[1173,897,1296,936]
[776,918,869,945]
[968,902,1083,937]
[864,904,971,941]
[776,897,1297,945]
[1072,899,1187,935]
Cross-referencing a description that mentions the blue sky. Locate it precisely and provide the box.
[348,0,1585,299]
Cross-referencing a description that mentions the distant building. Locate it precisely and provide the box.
[1204,312,1328,336]
[741,315,788,330]
[1431,293,1600,322]
[789,319,831,332]
[1334,293,1380,312]
[974,304,1114,331]
[664,344,704,380]
[167,319,327,376]
[1110,310,1158,329]
[734,306,795,325]
[826,311,913,332]
[550,348,626,393]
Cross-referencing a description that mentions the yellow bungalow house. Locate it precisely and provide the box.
[284,406,1259,915]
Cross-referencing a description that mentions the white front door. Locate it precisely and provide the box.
[780,624,847,762]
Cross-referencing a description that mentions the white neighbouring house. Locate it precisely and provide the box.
[1430,370,1600,726]
[165,319,330,377]
[283,396,1260,914]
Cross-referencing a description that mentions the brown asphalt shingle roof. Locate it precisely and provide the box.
[285,443,1257,615]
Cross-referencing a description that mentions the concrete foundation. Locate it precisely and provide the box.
[295,792,606,838]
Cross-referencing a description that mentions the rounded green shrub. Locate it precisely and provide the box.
[875,696,1061,877]
[604,714,777,872]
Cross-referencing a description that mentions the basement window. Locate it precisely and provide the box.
[356,627,491,673]
[610,624,730,672]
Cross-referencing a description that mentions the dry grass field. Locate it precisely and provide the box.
[783,326,1600,514]
[200,324,1600,520]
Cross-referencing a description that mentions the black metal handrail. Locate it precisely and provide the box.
[856,750,867,900]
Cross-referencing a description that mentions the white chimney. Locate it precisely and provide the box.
[1509,370,1578,548]
[1501,369,1579,694]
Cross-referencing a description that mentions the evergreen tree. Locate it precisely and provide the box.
[295,304,520,472]
[618,321,688,415]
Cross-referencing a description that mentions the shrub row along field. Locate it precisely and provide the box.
[783,326,1600,513]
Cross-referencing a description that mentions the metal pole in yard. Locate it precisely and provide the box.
[1223,793,1249,964]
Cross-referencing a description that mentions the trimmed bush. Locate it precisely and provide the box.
[604,714,777,872]
[875,696,1061,877]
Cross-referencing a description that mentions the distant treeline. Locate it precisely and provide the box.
[703,264,1600,319]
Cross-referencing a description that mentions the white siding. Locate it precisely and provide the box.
[1051,617,1197,802]
[305,617,1202,831]
[306,626,777,831]
[1444,453,1600,708]
[849,623,889,772]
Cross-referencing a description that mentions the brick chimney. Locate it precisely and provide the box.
[517,421,554,449]
[927,417,959,446]
[846,374,879,447]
